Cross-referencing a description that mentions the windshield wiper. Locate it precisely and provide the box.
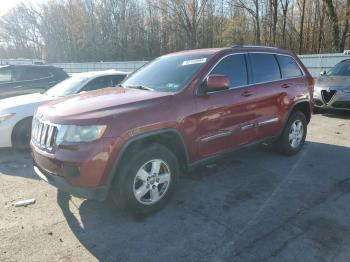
[124,85,154,91]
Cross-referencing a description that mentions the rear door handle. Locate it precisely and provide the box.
[242,91,253,97]
[281,84,290,89]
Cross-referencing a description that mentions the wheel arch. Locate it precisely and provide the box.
[289,100,311,123]
[11,116,33,147]
[107,128,190,187]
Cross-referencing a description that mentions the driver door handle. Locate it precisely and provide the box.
[281,83,290,89]
[242,90,253,97]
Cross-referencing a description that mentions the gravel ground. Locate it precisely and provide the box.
[0,111,350,262]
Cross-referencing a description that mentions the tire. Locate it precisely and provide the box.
[12,118,32,150]
[274,111,307,155]
[110,143,179,216]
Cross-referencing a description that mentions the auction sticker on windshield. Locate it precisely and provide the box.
[182,58,207,66]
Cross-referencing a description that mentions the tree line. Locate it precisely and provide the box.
[0,0,349,62]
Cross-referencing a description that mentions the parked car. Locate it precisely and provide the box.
[0,64,69,99]
[0,70,127,149]
[31,46,314,215]
[314,59,350,111]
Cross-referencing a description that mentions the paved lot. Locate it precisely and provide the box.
[1,112,350,262]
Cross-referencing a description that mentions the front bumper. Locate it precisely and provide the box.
[31,138,117,200]
[313,89,350,110]
[33,163,108,200]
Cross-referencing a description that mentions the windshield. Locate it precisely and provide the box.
[45,77,87,97]
[328,61,350,76]
[122,53,212,92]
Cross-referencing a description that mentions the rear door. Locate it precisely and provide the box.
[247,53,288,141]
[12,67,53,95]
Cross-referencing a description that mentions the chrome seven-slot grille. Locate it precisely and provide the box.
[31,117,58,151]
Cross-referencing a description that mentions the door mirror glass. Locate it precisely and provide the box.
[205,75,230,92]
[320,70,327,76]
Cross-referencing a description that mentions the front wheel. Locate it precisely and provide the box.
[111,144,179,215]
[274,111,307,155]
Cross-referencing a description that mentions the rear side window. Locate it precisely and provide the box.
[276,55,303,78]
[0,69,12,82]
[15,68,51,81]
[210,54,248,88]
[249,53,281,84]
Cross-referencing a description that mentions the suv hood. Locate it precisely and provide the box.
[37,87,173,123]
[315,76,350,90]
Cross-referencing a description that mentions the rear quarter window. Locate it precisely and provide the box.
[249,53,281,84]
[276,55,303,78]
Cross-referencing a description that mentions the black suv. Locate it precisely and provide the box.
[0,65,68,99]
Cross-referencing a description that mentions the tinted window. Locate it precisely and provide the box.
[0,69,12,82]
[112,75,126,86]
[45,77,87,97]
[250,53,281,83]
[277,55,303,78]
[14,68,51,81]
[210,54,248,88]
[83,76,113,91]
[328,60,350,76]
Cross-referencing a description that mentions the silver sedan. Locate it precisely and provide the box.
[314,59,350,111]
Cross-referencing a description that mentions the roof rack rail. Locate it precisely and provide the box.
[231,44,279,49]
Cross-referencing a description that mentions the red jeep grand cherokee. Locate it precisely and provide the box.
[31,46,314,214]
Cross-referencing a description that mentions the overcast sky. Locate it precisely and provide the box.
[0,0,44,16]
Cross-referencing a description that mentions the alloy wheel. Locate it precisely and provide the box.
[289,120,304,148]
[133,159,171,205]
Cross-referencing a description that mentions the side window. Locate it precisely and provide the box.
[210,54,248,88]
[14,68,51,81]
[15,68,51,81]
[112,75,126,86]
[0,69,12,83]
[276,55,303,78]
[249,53,281,84]
[83,76,113,92]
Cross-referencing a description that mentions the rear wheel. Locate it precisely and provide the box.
[12,118,32,150]
[111,144,179,215]
[274,111,307,155]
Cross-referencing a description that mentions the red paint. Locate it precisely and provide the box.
[31,47,314,191]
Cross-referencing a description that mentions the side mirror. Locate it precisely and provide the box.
[320,70,327,76]
[205,75,230,92]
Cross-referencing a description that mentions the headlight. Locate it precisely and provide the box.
[0,113,15,123]
[58,125,107,143]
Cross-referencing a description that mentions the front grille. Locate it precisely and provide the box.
[321,90,336,104]
[31,117,58,151]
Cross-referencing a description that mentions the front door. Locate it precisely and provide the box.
[194,54,257,157]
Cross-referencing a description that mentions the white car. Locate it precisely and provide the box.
[0,70,127,149]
